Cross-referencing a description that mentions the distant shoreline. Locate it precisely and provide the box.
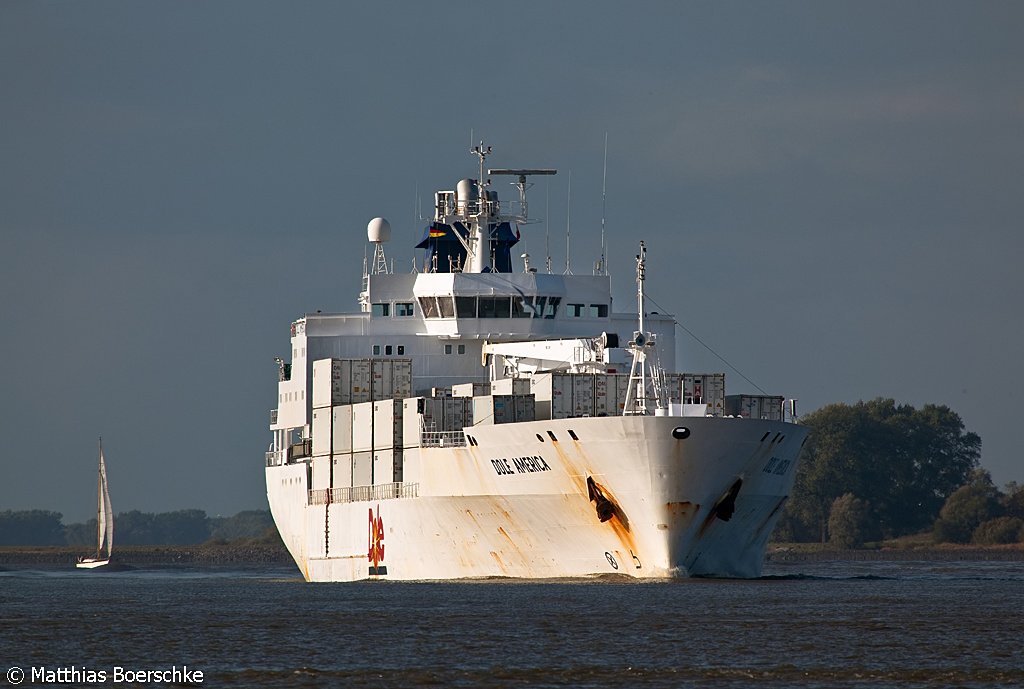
[0,543,292,567]
[3,543,1023,568]
[767,543,1024,562]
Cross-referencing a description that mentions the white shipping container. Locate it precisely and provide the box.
[350,360,372,404]
[472,395,516,425]
[311,407,333,457]
[373,449,405,485]
[492,377,531,395]
[402,398,423,448]
[373,450,394,486]
[472,396,493,426]
[311,455,332,491]
[312,359,342,409]
[684,373,726,416]
[372,399,404,449]
[332,454,353,489]
[452,382,490,398]
[572,375,596,416]
[371,360,391,402]
[352,451,373,487]
[725,394,784,421]
[595,375,611,416]
[393,360,413,399]
[332,405,353,455]
[474,394,533,424]
[352,401,374,452]
[533,372,574,419]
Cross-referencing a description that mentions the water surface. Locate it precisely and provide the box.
[2,560,1021,688]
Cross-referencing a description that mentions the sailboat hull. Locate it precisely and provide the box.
[75,557,111,569]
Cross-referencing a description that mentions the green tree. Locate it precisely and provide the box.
[1002,482,1024,520]
[0,510,66,545]
[114,509,211,545]
[208,510,275,542]
[64,519,99,546]
[783,399,980,542]
[153,509,210,544]
[933,472,1002,543]
[827,493,872,548]
[972,517,1024,545]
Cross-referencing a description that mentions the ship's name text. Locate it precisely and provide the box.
[490,455,552,476]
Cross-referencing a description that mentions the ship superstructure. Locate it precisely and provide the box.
[265,145,807,581]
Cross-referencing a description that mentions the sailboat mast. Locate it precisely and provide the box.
[96,437,103,558]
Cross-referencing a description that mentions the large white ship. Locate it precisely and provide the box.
[265,145,807,581]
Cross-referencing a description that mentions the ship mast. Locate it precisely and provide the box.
[467,143,492,274]
[623,241,664,415]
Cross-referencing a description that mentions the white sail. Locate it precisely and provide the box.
[98,443,113,557]
[77,438,115,569]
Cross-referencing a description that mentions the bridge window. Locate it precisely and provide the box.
[372,303,390,317]
[385,345,393,355]
[438,297,455,318]
[544,297,560,318]
[458,344,466,355]
[397,345,405,355]
[590,304,608,318]
[372,345,381,355]
[456,296,477,318]
[418,296,439,318]
[567,303,585,318]
[395,302,415,317]
[512,296,534,318]
[478,296,511,318]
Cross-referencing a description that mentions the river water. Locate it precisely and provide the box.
[1,559,1021,688]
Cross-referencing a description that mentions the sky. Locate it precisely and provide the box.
[2,1,1022,523]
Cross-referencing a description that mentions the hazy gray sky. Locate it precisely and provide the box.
[3,1,1021,522]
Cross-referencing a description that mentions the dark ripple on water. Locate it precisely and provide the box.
[2,560,1022,688]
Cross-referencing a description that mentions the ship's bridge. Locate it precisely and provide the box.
[366,272,615,340]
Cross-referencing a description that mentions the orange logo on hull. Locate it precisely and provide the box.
[368,505,387,575]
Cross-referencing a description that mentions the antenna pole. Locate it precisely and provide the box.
[564,170,572,275]
[599,132,608,275]
[545,184,552,273]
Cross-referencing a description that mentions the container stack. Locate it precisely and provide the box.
[724,394,785,421]
[472,394,536,425]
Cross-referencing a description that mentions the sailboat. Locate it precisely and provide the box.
[76,438,114,569]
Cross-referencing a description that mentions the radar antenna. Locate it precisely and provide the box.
[487,167,557,225]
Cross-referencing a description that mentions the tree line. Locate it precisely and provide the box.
[774,398,1024,547]
[0,509,276,547]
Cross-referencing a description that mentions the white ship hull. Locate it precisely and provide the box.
[266,415,807,581]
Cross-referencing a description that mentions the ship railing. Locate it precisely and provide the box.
[308,482,419,505]
[265,450,285,467]
[420,430,467,447]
